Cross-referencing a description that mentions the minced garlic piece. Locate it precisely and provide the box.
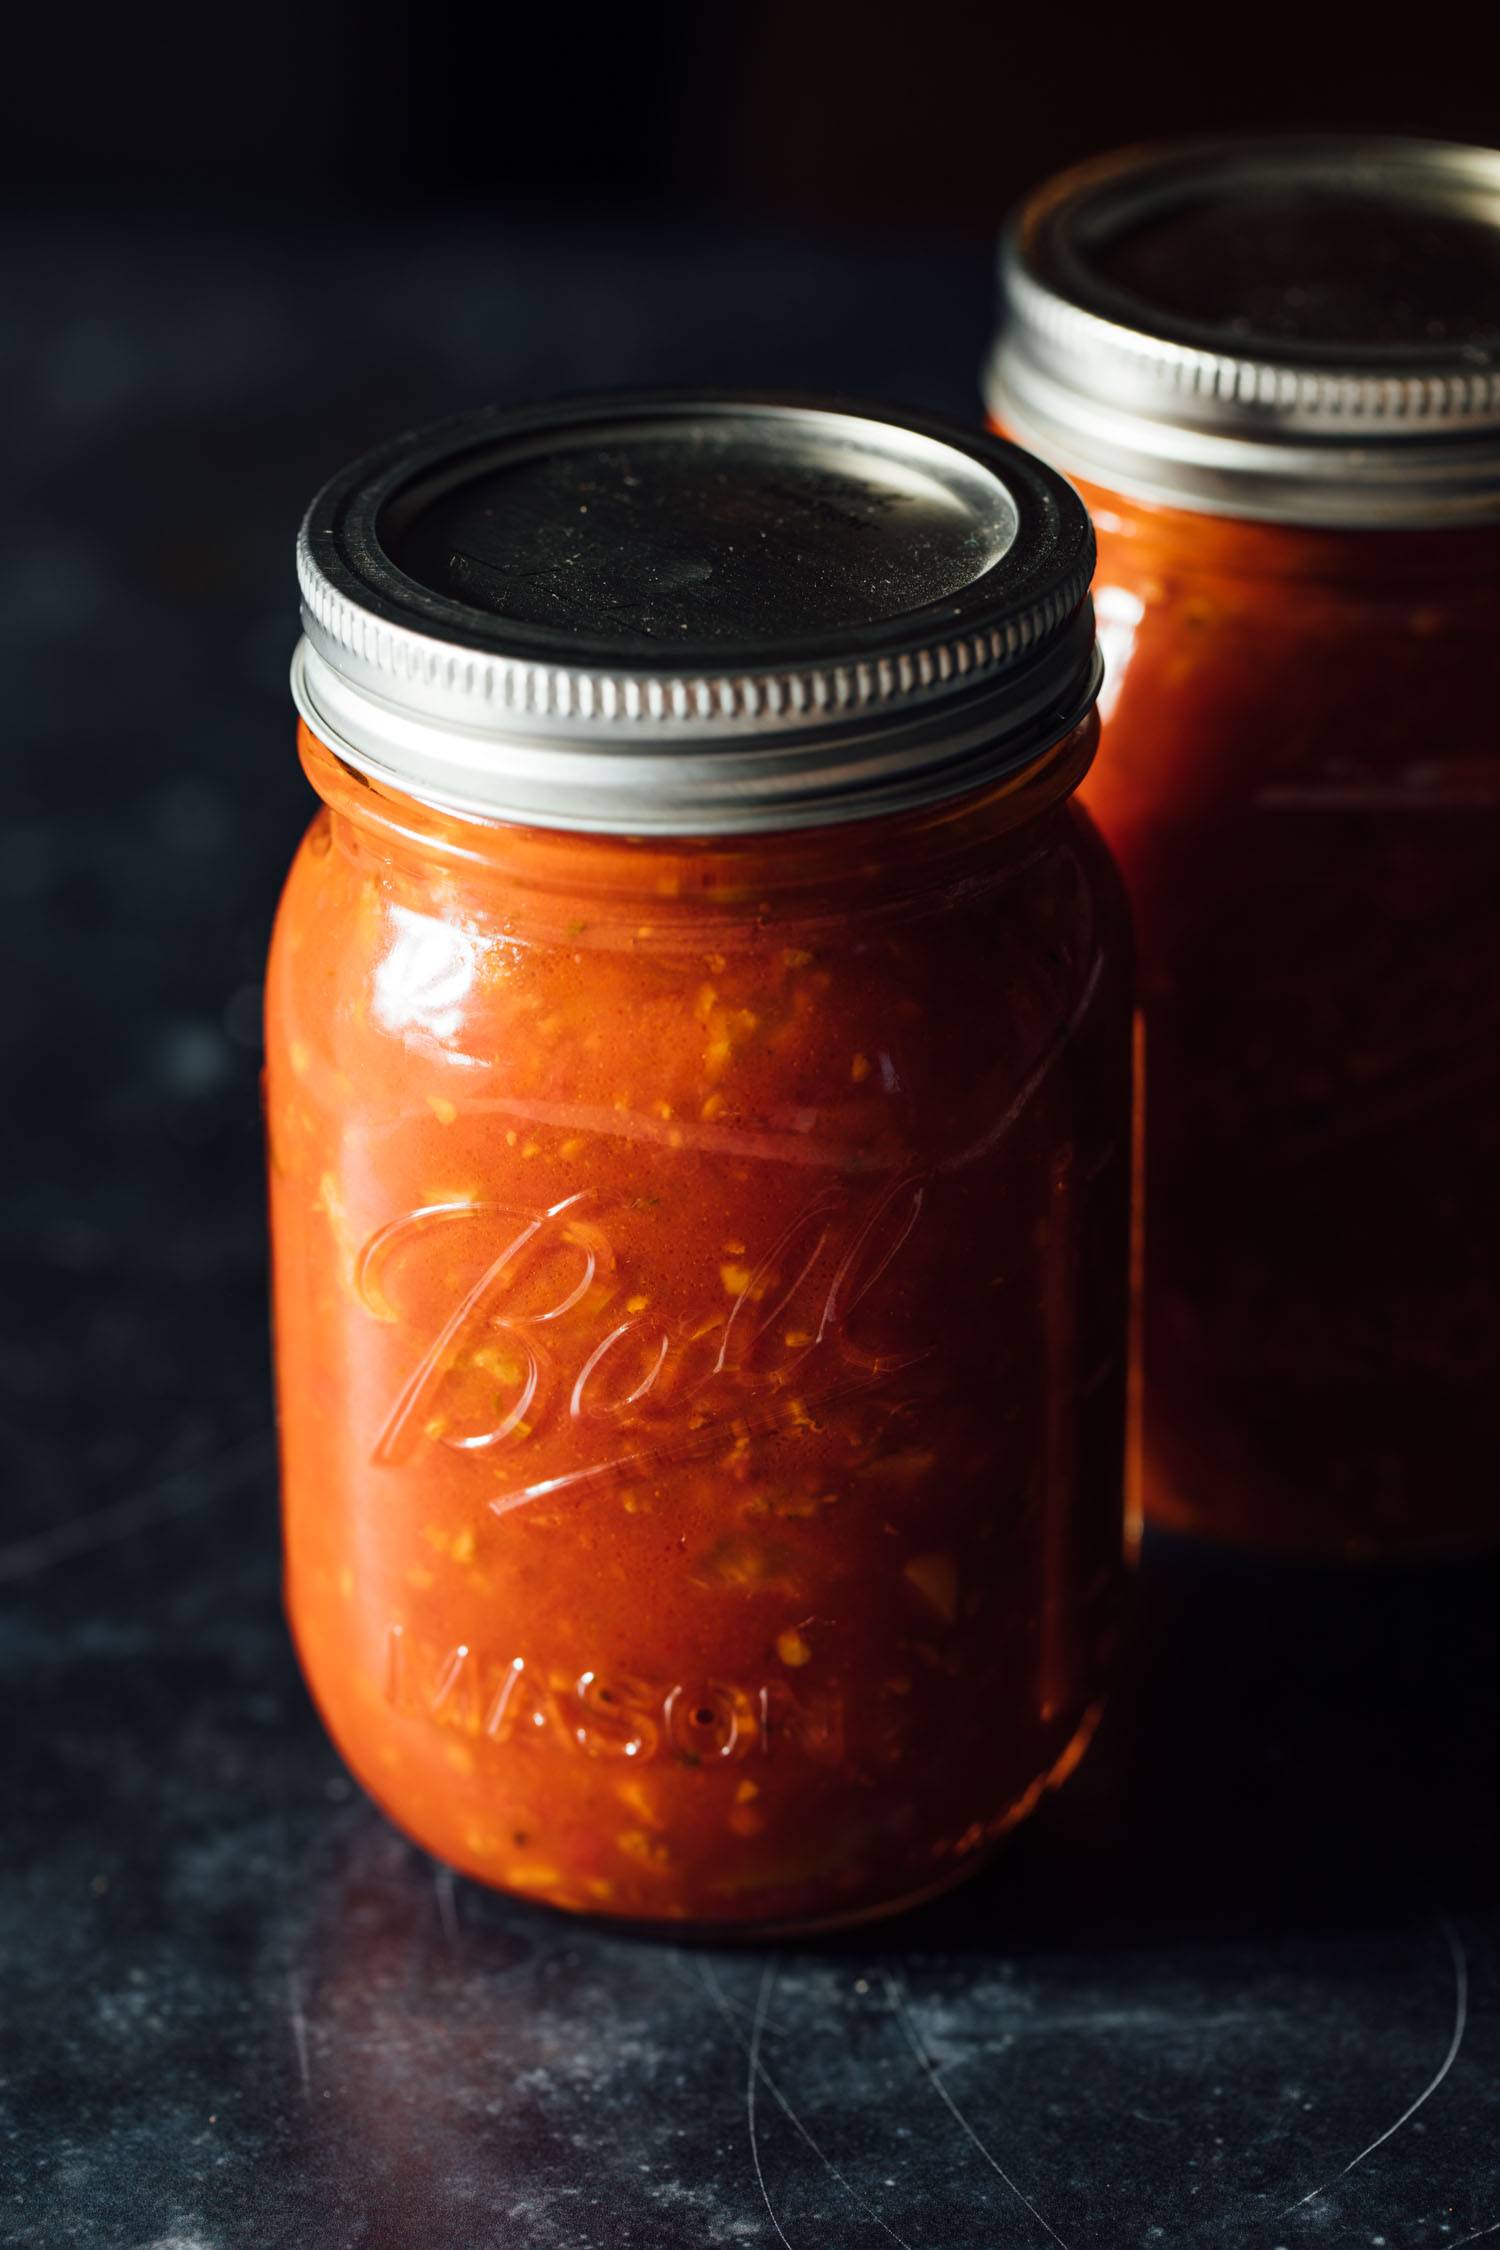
[617,1828,669,1866]
[617,1778,662,1825]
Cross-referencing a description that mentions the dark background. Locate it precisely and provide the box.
[8,0,1500,222]
[4,7,1500,2246]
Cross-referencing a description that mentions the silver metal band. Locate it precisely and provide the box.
[291,618,1102,836]
[293,392,1101,832]
[988,138,1500,528]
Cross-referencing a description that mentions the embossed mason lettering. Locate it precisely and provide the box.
[384,1627,845,1766]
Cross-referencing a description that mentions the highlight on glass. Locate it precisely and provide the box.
[267,394,1137,1931]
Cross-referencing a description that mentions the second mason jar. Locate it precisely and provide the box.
[269,394,1134,1931]
[989,138,1500,1560]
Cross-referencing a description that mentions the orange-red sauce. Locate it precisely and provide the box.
[267,719,1133,1928]
[1071,484,1500,1555]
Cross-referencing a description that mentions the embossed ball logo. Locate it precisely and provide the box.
[356,1177,933,1518]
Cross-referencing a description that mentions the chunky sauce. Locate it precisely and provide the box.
[267,720,1133,1928]
[1076,491,1500,1554]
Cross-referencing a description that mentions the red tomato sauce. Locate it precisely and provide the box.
[266,718,1134,1929]
[1072,485,1500,1556]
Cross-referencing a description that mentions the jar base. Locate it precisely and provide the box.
[387,1699,1106,1944]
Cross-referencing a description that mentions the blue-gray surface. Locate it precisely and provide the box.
[3,210,1498,2250]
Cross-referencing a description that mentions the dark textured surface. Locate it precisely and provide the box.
[3,212,1498,2250]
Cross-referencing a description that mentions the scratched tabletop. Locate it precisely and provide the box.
[4,211,1498,2250]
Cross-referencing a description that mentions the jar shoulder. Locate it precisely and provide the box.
[1087,531,1500,817]
[265,802,1131,1151]
[1092,524,1499,702]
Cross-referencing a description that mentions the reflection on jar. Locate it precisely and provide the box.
[269,394,1135,1930]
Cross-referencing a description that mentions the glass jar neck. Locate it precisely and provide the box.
[296,715,1099,934]
[1076,475,1500,592]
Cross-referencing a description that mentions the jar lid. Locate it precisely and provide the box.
[291,392,1099,834]
[986,137,1500,527]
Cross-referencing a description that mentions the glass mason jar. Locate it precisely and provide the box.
[988,138,1500,1560]
[269,394,1135,1933]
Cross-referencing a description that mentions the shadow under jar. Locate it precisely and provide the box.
[988,139,1500,1560]
[268,394,1135,1933]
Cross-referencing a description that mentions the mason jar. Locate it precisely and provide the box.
[268,393,1135,1932]
[988,139,1500,1560]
